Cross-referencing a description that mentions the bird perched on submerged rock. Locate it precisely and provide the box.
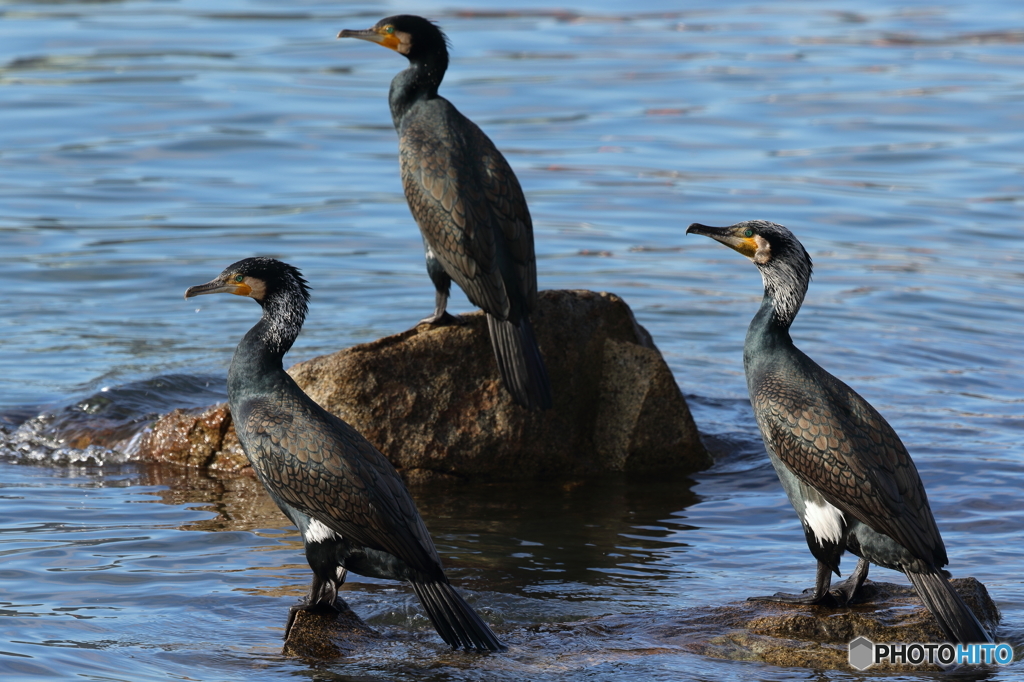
[687,221,992,644]
[185,257,504,651]
[338,15,552,411]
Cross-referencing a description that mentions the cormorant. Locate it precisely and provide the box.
[338,15,552,411]
[185,257,504,651]
[686,221,992,644]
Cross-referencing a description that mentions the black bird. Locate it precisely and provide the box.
[338,15,552,411]
[185,257,504,651]
[687,221,992,644]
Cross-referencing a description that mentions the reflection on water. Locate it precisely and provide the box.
[0,462,712,680]
[2,0,1024,679]
[3,441,1022,680]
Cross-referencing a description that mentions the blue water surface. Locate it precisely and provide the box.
[1,0,1023,680]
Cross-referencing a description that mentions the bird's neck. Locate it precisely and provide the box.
[743,294,797,397]
[757,258,808,330]
[743,255,812,392]
[388,59,445,127]
[744,256,809,356]
[227,296,303,397]
[745,294,794,354]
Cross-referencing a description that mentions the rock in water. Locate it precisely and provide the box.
[587,577,999,671]
[136,403,246,472]
[268,576,1002,667]
[282,599,380,658]
[289,289,708,480]
[138,289,709,480]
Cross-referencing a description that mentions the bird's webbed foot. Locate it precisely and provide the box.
[283,597,344,641]
[827,557,869,606]
[415,283,463,327]
[748,560,843,606]
[283,572,346,641]
[748,588,837,605]
[417,310,463,327]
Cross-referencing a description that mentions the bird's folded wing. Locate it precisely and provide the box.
[238,395,443,575]
[755,369,946,565]
[399,104,514,318]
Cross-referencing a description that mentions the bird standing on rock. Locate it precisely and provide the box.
[687,220,992,644]
[185,257,504,651]
[338,15,552,410]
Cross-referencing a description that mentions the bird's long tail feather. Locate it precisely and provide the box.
[906,570,993,644]
[410,580,505,651]
[486,314,552,411]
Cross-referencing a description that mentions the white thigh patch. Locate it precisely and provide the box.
[804,500,845,546]
[305,518,340,544]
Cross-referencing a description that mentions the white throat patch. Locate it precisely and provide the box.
[304,518,340,544]
[804,500,845,546]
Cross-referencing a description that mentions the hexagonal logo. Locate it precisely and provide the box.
[849,636,874,671]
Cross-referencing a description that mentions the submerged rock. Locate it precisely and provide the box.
[137,290,709,480]
[585,577,1000,671]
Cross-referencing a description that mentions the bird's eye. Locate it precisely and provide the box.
[234,274,244,283]
[384,25,394,34]
[744,229,754,238]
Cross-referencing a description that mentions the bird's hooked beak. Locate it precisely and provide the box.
[184,276,251,300]
[338,25,401,52]
[686,223,760,260]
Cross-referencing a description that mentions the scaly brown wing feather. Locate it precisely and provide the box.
[752,355,947,567]
[234,390,443,577]
[465,119,536,311]
[399,97,536,321]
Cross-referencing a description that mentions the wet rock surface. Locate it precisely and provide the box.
[584,577,1000,671]
[136,403,246,472]
[283,602,380,659]
[135,290,709,480]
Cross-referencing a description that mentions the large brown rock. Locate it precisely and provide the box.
[290,289,708,479]
[137,289,710,480]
